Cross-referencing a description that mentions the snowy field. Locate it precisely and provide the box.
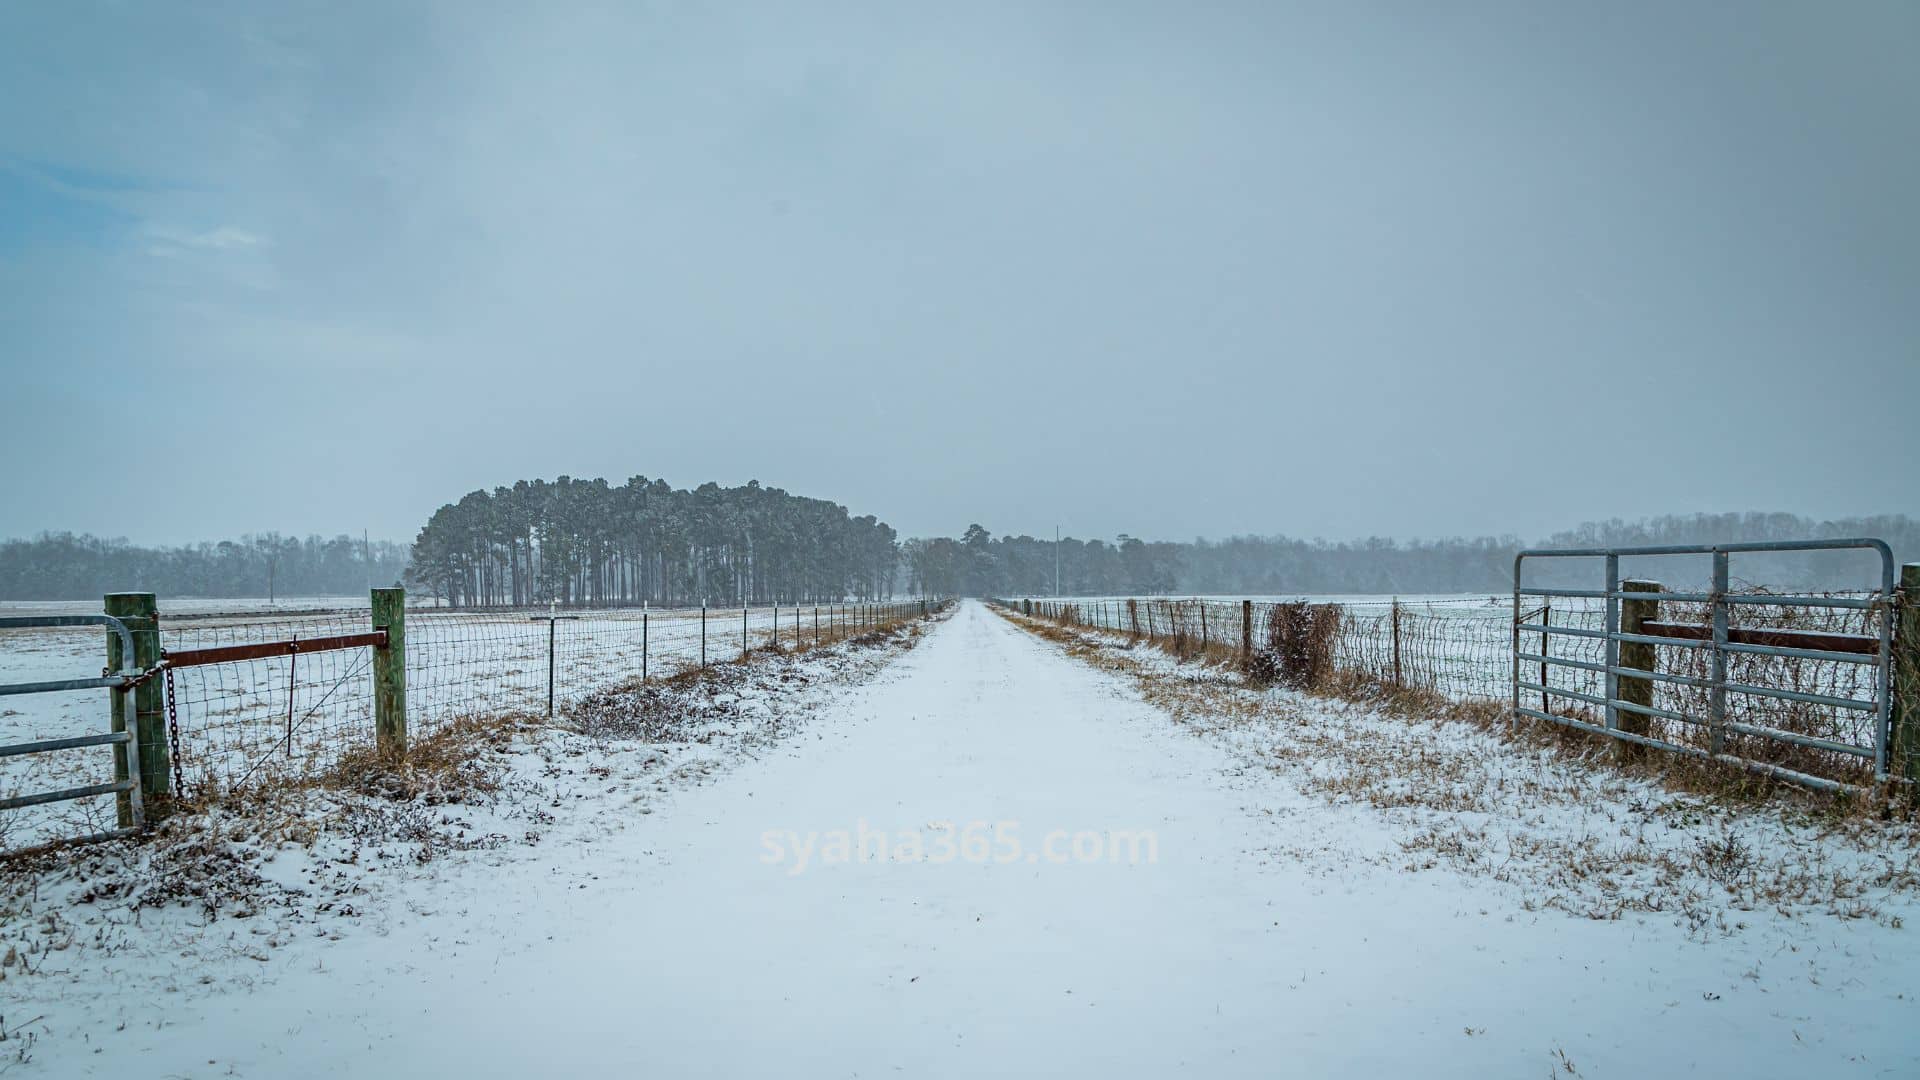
[3,601,1916,1078]
[2,600,900,851]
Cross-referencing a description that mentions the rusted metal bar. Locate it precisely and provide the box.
[162,630,388,669]
[1637,621,1876,656]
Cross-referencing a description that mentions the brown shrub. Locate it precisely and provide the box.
[1265,602,1343,690]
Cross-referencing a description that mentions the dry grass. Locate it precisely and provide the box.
[322,712,533,804]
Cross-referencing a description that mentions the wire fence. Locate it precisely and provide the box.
[1006,596,1516,701]
[2,597,937,847]
[160,600,930,796]
[1002,592,1904,789]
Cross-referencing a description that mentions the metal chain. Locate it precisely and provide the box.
[165,665,185,800]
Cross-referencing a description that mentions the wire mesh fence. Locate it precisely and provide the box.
[2,597,939,850]
[1008,596,1518,702]
[160,600,930,797]
[1003,590,1905,790]
[161,611,380,798]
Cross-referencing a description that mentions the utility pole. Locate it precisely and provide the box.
[1054,525,1060,599]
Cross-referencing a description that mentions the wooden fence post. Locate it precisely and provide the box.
[1615,579,1661,762]
[1240,600,1252,663]
[372,587,406,757]
[105,592,163,818]
[1391,598,1403,687]
[1894,563,1920,785]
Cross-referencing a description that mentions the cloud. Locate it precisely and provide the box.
[142,224,267,256]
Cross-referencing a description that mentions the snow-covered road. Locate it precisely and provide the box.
[49,601,1920,1077]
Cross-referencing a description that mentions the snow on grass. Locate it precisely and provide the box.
[998,609,1920,935]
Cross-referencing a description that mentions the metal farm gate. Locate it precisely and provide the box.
[0,614,149,843]
[1512,539,1897,793]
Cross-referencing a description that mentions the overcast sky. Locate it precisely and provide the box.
[1,1,1914,547]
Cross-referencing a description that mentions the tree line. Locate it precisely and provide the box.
[7,509,1909,604]
[0,532,409,600]
[907,512,1920,597]
[404,476,899,608]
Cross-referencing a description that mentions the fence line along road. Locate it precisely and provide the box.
[1,592,949,853]
[1000,567,1920,796]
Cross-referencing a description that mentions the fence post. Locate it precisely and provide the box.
[1615,579,1662,762]
[1240,600,1252,663]
[371,587,407,757]
[105,592,163,819]
[1539,603,1550,714]
[1894,563,1920,785]
[1391,598,1403,687]
[701,604,707,667]
[544,616,557,717]
[642,610,649,683]
[742,606,748,660]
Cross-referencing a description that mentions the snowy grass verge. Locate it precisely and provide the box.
[996,609,1920,938]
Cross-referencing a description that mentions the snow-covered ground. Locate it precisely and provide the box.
[4,601,1917,1077]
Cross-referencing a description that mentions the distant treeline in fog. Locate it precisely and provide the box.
[405,476,900,607]
[0,532,410,600]
[8,511,1911,604]
[906,513,1920,597]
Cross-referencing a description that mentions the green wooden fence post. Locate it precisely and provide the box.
[1615,579,1662,763]
[372,587,407,757]
[1894,563,1920,785]
[105,592,163,818]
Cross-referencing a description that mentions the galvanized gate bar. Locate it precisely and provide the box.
[1521,589,1880,610]
[0,730,134,758]
[1635,621,1878,655]
[1512,538,1897,792]
[0,675,134,696]
[0,778,137,812]
[0,614,135,666]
